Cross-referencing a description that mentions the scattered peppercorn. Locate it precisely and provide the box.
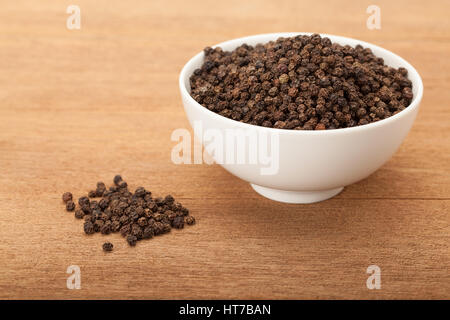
[172,216,185,229]
[102,242,113,252]
[189,34,414,130]
[143,226,154,239]
[113,175,123,186]
[84,221,95,235]
[185,216,196,225]
[78,196,90,207]
[127,235,137,246]
[74,209,84,219]
[135,187,146,198]
[118,181,127,189]
[62,192,73,203]
[61,175,196,250]
[96,182,106,197]
[100,221,111,235]
[66,201,75,212]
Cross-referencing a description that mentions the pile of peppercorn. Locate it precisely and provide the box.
[189,33,414,130]
[62,175,195,251]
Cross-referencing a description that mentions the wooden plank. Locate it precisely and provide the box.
[0,0,448,299]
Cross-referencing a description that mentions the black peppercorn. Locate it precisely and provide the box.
[162,223,171,234]
[78,196,90,207]
[111,220,121,232]
[172,216,185,229]
[96,182,106,197]
[120,224,131,237]
[74,209,84,219]
[118,181,128,189]
[102,242,113,252]
[62,192,73,203]
[84,221,95,235]
[164,194,175,204]
[66,201,75,212]
[153,222,165,236]
[113,175,123,186]
[185,216,196,225]
[126,235,137,246]
[189,34,413,130]
[143,226,154,239]
[135,187,146,198]
[62,175,195,249]
[137,217,147,227]
[100,221,112,235]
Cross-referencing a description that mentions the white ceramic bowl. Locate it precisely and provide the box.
[179,33,423,203]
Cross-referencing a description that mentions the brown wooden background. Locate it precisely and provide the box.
[0,0,448,299]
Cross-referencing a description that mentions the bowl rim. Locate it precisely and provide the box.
[179,32,424,135]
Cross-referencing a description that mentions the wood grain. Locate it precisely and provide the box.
[0,0,448,299]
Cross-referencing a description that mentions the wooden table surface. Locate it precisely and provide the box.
[0,0,448,299]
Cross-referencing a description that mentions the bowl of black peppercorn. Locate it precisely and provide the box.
[179,33,423,203]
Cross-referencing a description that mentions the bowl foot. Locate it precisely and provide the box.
[250,184,344,204]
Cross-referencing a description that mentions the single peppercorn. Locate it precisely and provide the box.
[153,222,165,236]
[84,221,95,235]
[137,217,147,227]
[99,198,109,209]
[180,207,189,216]
[185,216,196,226]
[172,216,185,229]
[162,223,171,233]
[62,192,73,203]
[111,220,121,232]
[279,74,289,84]
[164,194,175,204]
[126,235,137,246]
[66,201,75,212]
[96,182,106,197]
[90,200,100,211]
[120,224,131,237]
[143,226,154,239]
[135,187,146,198]
[78,196,90,207]
[100,221,112,235]
[113,175,123,186]
[102,242,113,252]
[92,220,102,232]
[80,204,91,214]
[118,181,127,189]
[74,209,84,219]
